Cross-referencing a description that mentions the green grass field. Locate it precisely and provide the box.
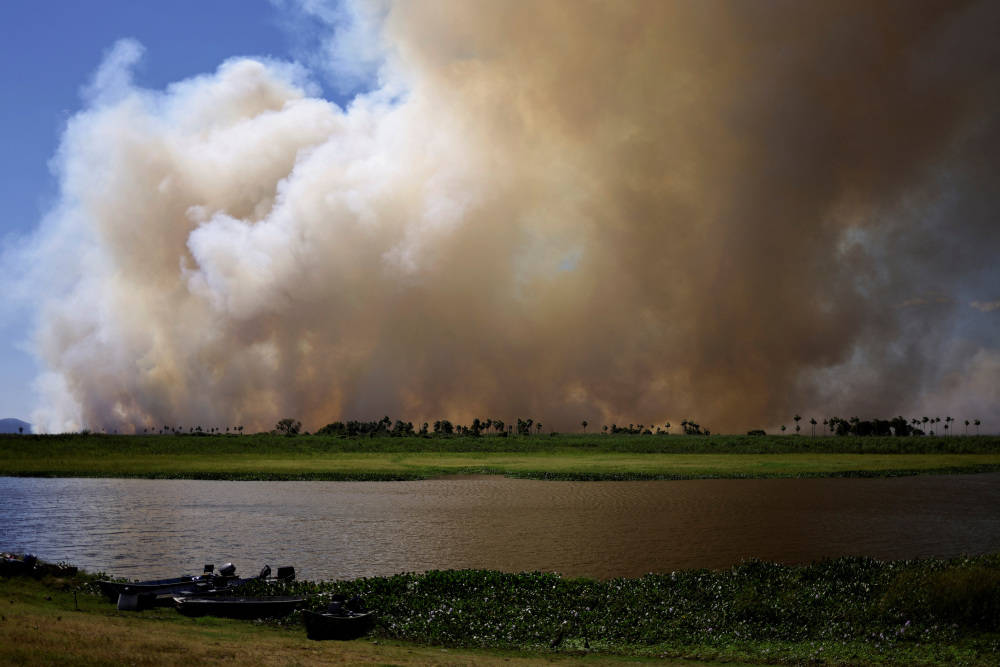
[2,433,999,481]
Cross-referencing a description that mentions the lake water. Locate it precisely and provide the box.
[2,474,999,581]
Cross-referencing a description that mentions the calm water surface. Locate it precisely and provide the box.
[2,474,999,581]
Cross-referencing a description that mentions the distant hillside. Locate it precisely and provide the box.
[0,418,32,434]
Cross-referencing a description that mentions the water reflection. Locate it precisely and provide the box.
[2,474,998,580]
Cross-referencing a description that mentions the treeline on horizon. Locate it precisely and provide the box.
[42,412,986,438]
[248,413,988,439]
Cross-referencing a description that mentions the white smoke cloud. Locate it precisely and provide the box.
[12,1,1000,434]
[82,38,145,106]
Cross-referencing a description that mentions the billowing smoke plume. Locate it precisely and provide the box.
[16,0,1000,433]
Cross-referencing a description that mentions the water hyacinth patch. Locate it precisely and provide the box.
[231,554,1000,662]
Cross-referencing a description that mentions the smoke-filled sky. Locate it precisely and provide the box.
[2,0,998,434]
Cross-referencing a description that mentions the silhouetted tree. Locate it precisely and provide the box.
[975,419,981,435]
[581,420,588,433]
[275,418,302,436]
[809,417,817,436]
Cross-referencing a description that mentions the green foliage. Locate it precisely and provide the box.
[274,418,301,436]
[8,553,1000,664]
[230,554,1000,660]
[880,565,1000,630]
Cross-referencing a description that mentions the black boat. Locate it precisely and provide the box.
[106,563,295,610]
[173,595,305,619]
[1,553,37,577]
[303,596,377,640]
[99,563,239,605]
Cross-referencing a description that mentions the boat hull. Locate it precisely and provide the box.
[98,576,206,602]
[174,595,305,619]
[303,609,377,640]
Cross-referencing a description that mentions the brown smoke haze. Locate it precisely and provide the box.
[18,0,1000,433]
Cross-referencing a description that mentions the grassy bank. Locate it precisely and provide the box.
[1,568,647,666]
[2,433,1000,481]
[3,556,998,665]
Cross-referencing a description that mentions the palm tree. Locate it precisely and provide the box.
[809,418,817,437]
[975,419,981,435]
[581,420,588,433]
[664,421,671,434]
[780,424,787,434]
[793,414,802,430]
[536,423,543,435]
[964,419,970,436]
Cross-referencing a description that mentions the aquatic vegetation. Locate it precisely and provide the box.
[233,554,1000,661]
[5,554,998,663]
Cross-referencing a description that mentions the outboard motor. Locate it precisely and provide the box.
[203,564,214,575]
[276,566,295,581]
[219,562,236,577]
[327,594,346,615]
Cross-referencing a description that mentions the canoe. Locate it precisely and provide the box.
[173,595,305,619]
[303,609,377,640]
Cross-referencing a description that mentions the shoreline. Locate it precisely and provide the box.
[4,462,1000,482]
[3,554,998,665]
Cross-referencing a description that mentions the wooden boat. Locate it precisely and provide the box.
[303,609,377,640]
[173,595,305,619]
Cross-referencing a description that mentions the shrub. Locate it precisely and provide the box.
[880,565,1000,630]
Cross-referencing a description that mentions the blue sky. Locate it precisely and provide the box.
[0,1,331,420]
